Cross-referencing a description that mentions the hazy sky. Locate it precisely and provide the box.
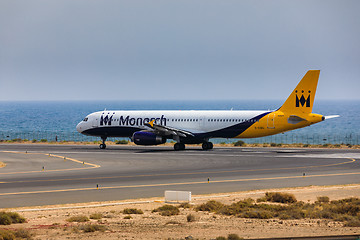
[1,0,359,101]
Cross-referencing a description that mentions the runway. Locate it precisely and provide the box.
[0,144,359,208]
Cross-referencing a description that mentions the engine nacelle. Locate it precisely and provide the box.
[132,131,166,145]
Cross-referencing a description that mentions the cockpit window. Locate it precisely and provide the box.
[83,118,88,122]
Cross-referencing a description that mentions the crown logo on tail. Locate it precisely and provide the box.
[295,90,311,107]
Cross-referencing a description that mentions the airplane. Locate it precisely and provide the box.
[76,70,339,150]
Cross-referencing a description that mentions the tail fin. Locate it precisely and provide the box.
[279,70,320,115]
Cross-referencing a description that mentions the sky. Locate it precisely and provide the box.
[1,0,359,101]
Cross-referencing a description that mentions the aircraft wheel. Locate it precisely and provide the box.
[99,144,106,149]
[174,143,185,151]
[202,142,213,150]
[202,142,209,150]
[180,143,185,150]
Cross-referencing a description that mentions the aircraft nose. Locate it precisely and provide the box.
[76,122,83,133]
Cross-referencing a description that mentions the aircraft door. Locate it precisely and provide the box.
[267,112,275,129]
[199,116,205,131]
[92,117,98,127]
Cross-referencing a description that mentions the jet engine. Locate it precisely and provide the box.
[132,131,166,145]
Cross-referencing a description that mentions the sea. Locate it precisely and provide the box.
[0,100,358,145]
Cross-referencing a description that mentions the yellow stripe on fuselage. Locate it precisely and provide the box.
[236,111,323,138]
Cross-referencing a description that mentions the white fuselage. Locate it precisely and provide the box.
[76,110,269,140]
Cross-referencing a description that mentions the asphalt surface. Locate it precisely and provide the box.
[0,144,359,208]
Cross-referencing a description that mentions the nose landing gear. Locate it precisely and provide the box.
[99,137,107,149]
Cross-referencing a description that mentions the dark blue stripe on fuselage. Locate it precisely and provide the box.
[193,111,270,139]
[82,126,142,137]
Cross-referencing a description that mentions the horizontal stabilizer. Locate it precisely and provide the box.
[324,115,340,120]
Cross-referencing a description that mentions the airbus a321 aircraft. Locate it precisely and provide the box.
[76,70,338,150]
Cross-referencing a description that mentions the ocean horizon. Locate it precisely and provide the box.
[0,100,359,145]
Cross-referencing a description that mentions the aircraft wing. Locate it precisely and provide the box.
[145,120,195,138]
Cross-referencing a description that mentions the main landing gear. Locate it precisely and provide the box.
[173,142,214,151]
[202,142,213,150]
[99,137,107,149]
[174,142,185,151]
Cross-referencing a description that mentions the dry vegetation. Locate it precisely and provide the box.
[196,192,360,227]
[1,187,360,239]
[122,208,144,214]
[0,228,33,240]
[0,212,26,225]
[152,204,180,216]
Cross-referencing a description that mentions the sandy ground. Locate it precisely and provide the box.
[2,184,360,239]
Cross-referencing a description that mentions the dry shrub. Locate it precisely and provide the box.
[79,224,107,233]
[0,212,26,225]
[316,196,330,203]
[227,233,243,240]
[196,200,223,212]
[216,237,227,240]
[239,209,274,219]
[0,229,15,240]
[265,192,297,203]
[326,198,360,217]
[14,228,33,239]
[344,219,360,227]
[123,215,132,219]
[152,205,180,216]
[123,208,143,214]
[256,196,267,203]
[179,202,192,209]
[0,214,11,225]
[66,215,89,222]
[186,214,196,222]
[89,213,103,219]
[233,140,246,147]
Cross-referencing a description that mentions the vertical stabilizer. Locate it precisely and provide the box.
[279,70,320,115]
